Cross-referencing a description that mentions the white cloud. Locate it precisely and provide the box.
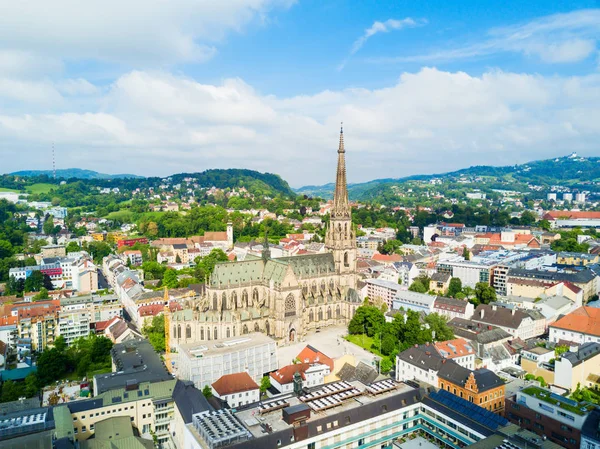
[371,9,600,65]
[0,0,294,65]
[339,18,426,70]
[1,68,600,186]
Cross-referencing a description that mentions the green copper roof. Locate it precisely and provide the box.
[53,405,74,440]
[210,253,335,288]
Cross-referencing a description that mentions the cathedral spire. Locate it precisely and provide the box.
[332,123,350,218]
[262,232,271,263]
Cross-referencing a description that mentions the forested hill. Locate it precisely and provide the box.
[10,168,142,179]
[169,169,295,197]
[295,155,600,201]
[1,168,295,199]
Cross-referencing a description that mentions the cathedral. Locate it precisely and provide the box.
[168,127,360,347]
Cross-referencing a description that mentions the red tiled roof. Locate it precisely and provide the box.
[549,307,600,336]
[561,281,582,294]
[270,363,311,384]
[138,304,164,317]
[212,372,259,396]
[168,301,183,312]
[296,345,333,371]
[204,231,228,242]
[95,316,120,332]
[543,211,600,220]
[434,338,475,359]
[372,253,402,263]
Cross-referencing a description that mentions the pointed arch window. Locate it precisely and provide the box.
[177,324,181,339]
[309,310,314,322]
[222,292,227,310]
[254,322,260,332]
[186,325,191,339]
[318,308,323,321]
[226,327,231,338]
[242,290,249,308]
[327,307,332,320]
[344,252,349,267]
[336,305,341,319]
[243,324,248,335]
[214,327,218,340]
[200,328,204,340]
[213,293,218,311]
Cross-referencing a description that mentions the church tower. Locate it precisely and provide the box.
[325,125,357,284]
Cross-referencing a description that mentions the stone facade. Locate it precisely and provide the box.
[167,127,359,346]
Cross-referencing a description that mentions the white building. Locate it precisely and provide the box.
[269,363,329,394]
[471,304,540,340]
[392,290,436,313]
[211,372,260,408]
[432,296,474,320]
[57,310,90,345]
[176,333,278,390]
[365,278,404,309]
[549,306,600,345]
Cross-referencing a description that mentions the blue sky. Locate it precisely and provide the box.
[1,0,599,186]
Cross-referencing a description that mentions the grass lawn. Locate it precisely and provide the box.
[26,183,56,194]
[344,334,384,358]
[106,209,135,221]
[0,187,20,193]
[87,366,112,379]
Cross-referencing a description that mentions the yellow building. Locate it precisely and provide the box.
[91,232,106,242]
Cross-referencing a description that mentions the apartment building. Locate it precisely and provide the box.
[505,386,596,449]
[364,278,403,310]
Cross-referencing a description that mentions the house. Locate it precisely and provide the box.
[396,345,444,385]
[211,372,260,408]
[471,304,540,340]
[438,362,505,414]
[429,272,451,294]
[434,338,476,370]
[269,363,329,394]
[104,317,143,343]
[549,306,600,345]
[122,250,143,266]
[433,296,474,320]
[393,262,420,287]
[554,342,600,391]
[296,345,334,371]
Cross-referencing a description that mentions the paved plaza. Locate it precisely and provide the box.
[276,325,379,368]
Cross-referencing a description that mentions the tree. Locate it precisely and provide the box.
[408,280,427,293]
[462,247,470,260]
[380,357,393,373]
[65,241,80,253]
[33,287,50,301]
[474,282,496,305]
[0,380,25,403]
[520,211,537,226]
[447,278,462,298]
[194,249,229,281]
[381,333,397,356]
[348,305,385,337]
[54,335,67,352]
[43,217,58,236]
[202,385,213,399]
[142,261,166,280]
[175,254,182,263]
[162,269,179,288]
[260,376,271,393]
[142,315,165,352]
[0,240,13,259]
[86,241,113,264]
[24,271,53,292]
[539,219,551,231]
[424,313,455,341]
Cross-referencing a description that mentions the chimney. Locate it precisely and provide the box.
[492,305,497,311]
[488,325,492,330]
[511,309,515,316]
[480,309,484,319]
[414,344,418,348]
[426,351,431,356]
[569,345,578,353]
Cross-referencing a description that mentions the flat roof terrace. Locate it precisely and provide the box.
[235,379,416,438]
[178,332,276,359]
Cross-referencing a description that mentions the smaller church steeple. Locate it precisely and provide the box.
[332,123,350,219]
[262,232,271,263]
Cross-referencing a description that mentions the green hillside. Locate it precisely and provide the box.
[296,155,600,201]
[10,168,143,179]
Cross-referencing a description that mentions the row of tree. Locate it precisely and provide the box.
[348,304,455,373]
